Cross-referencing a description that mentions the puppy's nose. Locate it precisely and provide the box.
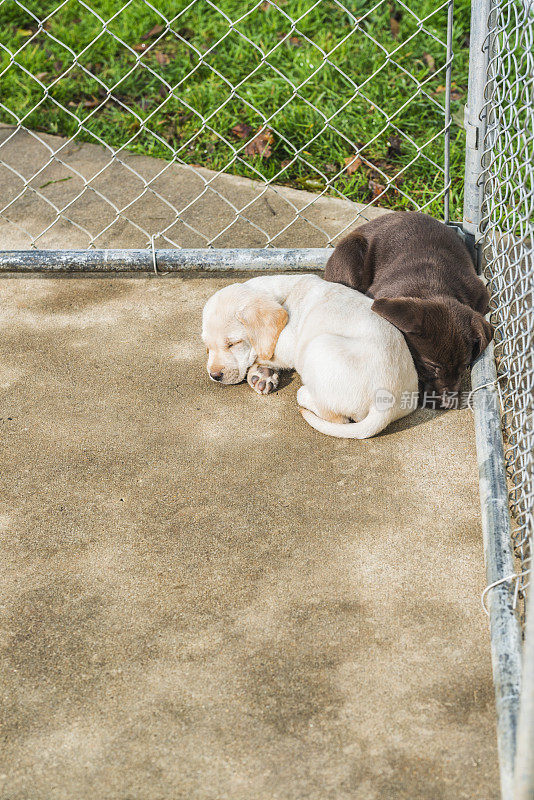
[210,371,223,382]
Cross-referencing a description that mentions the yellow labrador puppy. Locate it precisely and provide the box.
[202,274,418,438]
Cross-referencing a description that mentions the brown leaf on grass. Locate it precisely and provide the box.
[142,24,164,40]
[244,129,274,158]
[133,42,148,52]
[35,71,49,81]
[389,4,402,38]
[276,31,299,43]
[387,134,402,157]
[370,158,392,172]
[231,124,274,157]
[324,163,337,174]
[423,52,435,72]
[369,179,386,200]
[344,155,362,175]
[231,122,254,139]
[154,51,170,65]
[435,84,463,101]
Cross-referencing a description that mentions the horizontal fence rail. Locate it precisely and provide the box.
[0,247,330,272]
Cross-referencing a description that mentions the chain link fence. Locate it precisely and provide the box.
[469,0,534,795]
[480,0,533,624]
[0,0,457,249]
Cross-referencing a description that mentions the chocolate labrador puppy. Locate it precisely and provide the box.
[324,211,493,400]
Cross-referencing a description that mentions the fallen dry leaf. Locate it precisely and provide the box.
[154,51,170,65]
[231,124,274,157]
[389,4,402,38]
[243,128,274,158]
[387,134,402,157]
[35,71,49,81]
[370,157,392,172]
[142,24,164,40]
[133,43,148,52]
[423,52,435,72]
[231,122,254,139]
[435,84,462,101]
[344,155,362,175]
[83,98,99,108]
[369,179,386,200]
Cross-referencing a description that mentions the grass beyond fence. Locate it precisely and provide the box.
[0,0,470,219]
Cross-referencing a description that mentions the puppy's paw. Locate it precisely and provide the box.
[247,364,279,395]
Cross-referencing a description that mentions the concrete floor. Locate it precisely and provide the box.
[0,276,499,799]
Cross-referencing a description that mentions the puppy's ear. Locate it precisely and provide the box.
[236,296,288,360]
[325,231,369,290]
[470,312,493,361]
[371,297,427,335]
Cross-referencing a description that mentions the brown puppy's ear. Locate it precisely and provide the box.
[371,297,427,335]
[324,230,369,291]
[236,296,288,360]
[470,312,493,361]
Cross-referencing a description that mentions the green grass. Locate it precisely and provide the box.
[0,0,470,218]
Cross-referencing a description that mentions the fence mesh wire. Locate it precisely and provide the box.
[0,0,455,249]
[481,0,533,624]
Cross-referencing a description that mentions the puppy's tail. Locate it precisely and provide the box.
[299,408,388,439]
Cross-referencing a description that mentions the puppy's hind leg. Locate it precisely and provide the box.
[297,386,349,424]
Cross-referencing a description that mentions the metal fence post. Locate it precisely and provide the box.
[471,344,523,800]
[515,575,534,800]
[462,0,492,250]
